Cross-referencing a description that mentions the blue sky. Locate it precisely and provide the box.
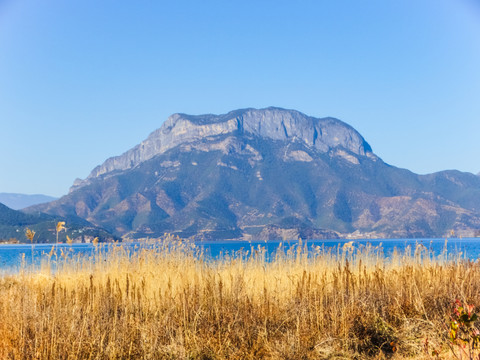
[1,0,480,197]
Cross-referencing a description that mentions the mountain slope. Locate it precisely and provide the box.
[71,107,372,191]
[0,202,116,243]
[0,193,57,210]
[29,107,480,240]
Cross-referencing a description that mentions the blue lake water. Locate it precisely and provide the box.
[1,238,479,273]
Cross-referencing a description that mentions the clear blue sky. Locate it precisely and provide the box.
[1,0,480,197]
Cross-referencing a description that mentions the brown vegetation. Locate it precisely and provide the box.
[0,237,19,244]
[0,239,478,359]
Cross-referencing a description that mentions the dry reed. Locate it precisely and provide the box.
[0,238,478,359]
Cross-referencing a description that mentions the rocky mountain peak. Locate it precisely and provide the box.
[71,107,372,192]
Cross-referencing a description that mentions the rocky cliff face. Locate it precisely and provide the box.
[71,107,372,191]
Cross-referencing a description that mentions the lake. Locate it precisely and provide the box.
[1,237,479,273]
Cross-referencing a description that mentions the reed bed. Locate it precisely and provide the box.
[0,239,478,359]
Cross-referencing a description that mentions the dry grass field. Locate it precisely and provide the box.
[0,238,479,359]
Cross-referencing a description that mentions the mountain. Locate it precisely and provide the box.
[0,193,58,210]
[28,107,480,240]
[0,202,116,243]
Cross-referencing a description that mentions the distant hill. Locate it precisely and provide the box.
[0,193,57,210]
[28,107,480,240]
[0,202,117,243]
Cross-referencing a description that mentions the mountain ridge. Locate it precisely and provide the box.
[0,202,116,243]
[30,107,480,240]
[71,107,373,192]
[0,193,58,210]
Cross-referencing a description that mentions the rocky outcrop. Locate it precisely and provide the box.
[71,107,372,192]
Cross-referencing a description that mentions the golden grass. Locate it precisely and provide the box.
[0,239,478,359]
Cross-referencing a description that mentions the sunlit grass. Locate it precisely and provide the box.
[0,237,477,359]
